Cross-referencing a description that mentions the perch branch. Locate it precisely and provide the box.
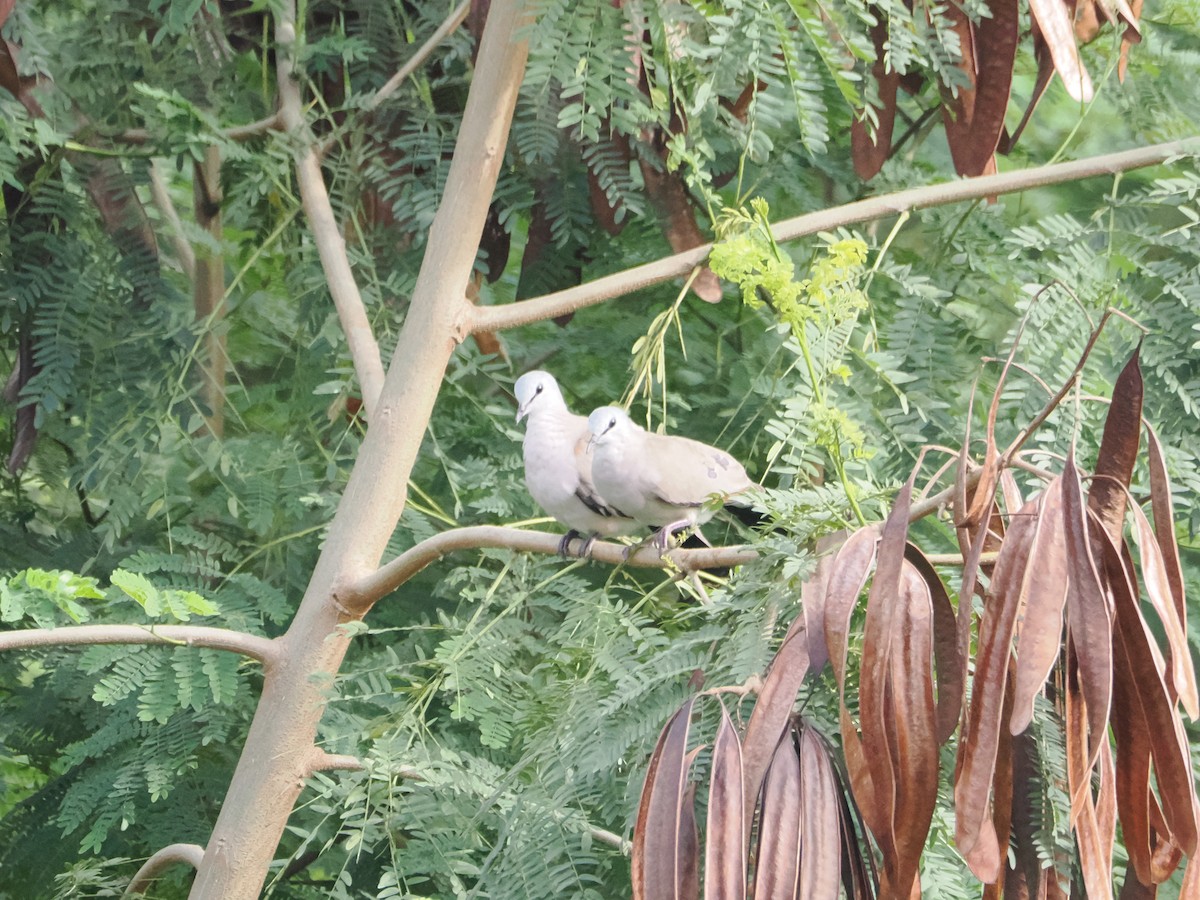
[276,22,386,415]
[0,625,278,666]
[341,526,758,610]
[470,136,1200,333]
[123,843,206,896]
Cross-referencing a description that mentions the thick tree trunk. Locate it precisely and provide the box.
[187,2,531,896]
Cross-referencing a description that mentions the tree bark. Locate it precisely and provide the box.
[186,1,532,896]
[193,145,226,437]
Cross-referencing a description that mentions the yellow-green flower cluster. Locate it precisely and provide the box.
[709,200,868,339]
[799,238,869,328]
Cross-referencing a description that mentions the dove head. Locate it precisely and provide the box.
[587,406,636,446]
[515,370,564,423]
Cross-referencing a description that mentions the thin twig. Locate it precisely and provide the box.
[0,625,278,666]
[275,20,387,415]
[318,1,470,159]
[119,113,282,146]
[999,306,1115,463]
[342,526,758,611]
[923,551,1000,566]
[373,1,471,110]
[123,843,206,896]
[470,136,1200,334]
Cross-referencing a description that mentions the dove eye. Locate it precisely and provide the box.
[535,384,543,394]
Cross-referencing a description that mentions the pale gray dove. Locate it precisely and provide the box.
[587,406,758,551]
[515,371,640,555]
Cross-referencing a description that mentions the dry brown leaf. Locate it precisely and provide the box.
[1075,691,1118,900]
[851,10,899,180]
[822,526,881,832]
[798,727,843,900]
[1178,849,1200,897]
[802,534,842,675]
[1009,731,1047,894]
[999,469,1024,524]
[833,770,879,900]
[740,625,812,828]
[704,703,746,900]
[1128,498,1198,718]
[633,696,696,900]
[1063,453,1113,775]
[1111,622,1155,885]
[1028,0,1095,102]
[1099,527,1199,859]
[938,3,978,177]
[904,544,962,744]
[637,145,722,302]
[940,0,1020,177]
[680,779,700,900]
[998,26,1056,154]
[1145,424,1193,716]
[1010,477,1069,735]
[859,478,915,881]
[986,668,1017,894]
[1088,348,1144,543]
[1119,0,1145,80]
[753,730,803,898]
[955,493,1039,881]
[886,562,939,897]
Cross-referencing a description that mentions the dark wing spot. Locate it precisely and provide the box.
[576,486,628,519]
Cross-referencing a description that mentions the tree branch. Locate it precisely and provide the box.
[317,1,470,158]
[341,526,758,610]
[307,751,366,774]
[124,843,206,896]
[275,21,386,416]
[469,136,1200,334]
[148,158,195,278]
[363,1,470,116]
[0,624,278,666]
[118,113,282,146]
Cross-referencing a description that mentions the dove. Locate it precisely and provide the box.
[586,406,758,551]
[514,371,640,556]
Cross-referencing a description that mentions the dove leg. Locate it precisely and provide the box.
[652,521,692,554]
[556,530,583,557]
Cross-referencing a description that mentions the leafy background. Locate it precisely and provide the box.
[1,0,1200,896]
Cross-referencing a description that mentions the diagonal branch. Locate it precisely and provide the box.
[124,843,206,896]
[317,0,471,158]
[361,1,470,115]
[469,136,1200,334]
[0,624,278,667]
[148,158,195,278]
[275,22,386,415]
[341,526,758,610]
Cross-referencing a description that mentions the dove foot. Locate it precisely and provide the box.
[556,530,583,557]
